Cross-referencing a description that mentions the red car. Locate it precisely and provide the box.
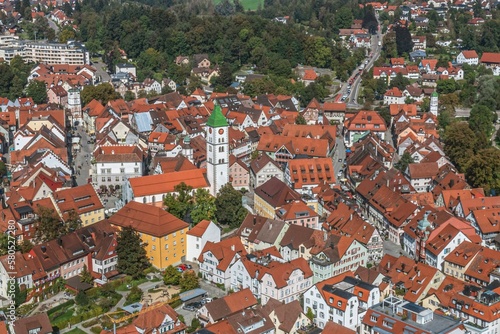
[177,264,187,272]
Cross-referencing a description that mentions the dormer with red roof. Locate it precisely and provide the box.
[384,87,405,105]
[198,236,247,290]
[344,110,387,147]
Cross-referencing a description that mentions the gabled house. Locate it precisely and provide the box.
[186,220,221,263]
[92,144,145,189]
[310,235,368,283]
[230,254,313,305]
[198,237,247,290]
[304,273,379,330]
[457,50,479,65]
[254,177,302,219]
[284,158,335,195]
[275,200,320,230]
[249,154,284,189]
[197,288,257,325]
[343,111,387,147]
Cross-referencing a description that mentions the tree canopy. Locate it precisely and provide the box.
[116,226,150,279]
[215,184,247,228]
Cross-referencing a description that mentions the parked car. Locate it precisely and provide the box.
[183,302,202,311]
[177,264,187,272]
[185,264,193,269]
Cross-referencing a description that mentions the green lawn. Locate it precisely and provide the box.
[213,0,263,11]
[50,307,75,327]
[66,328,87,334]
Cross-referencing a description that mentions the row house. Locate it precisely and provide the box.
[256,134,331,166]
[284,158,336,195]
[253,177,302,219]
[423,275,500,334]
[82,99,107,135]
[203,308,275,334]
[343,111,387,147]
[454,196,500,218]
[275,200,320,230]
[435,188,484,210]
[310,235,368,283]
[237,214,289,253]
[51,183,105,227]
[260,298,312,334]
[403,209,480,270]
[198,236,247,290]
[230,254,313,305]
[323,202,384,263]
[347,133,396,171]
[92,144,145,189]
[304,273,380,330]
[0,221,119,303]
[249,153,284,189]
[405,162,439,193]
[229,155,250,190]
[363,296,465,334]
[378,254,445,304]
[467,207,500,244]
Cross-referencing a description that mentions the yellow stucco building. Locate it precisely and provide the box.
[107,201,188,269]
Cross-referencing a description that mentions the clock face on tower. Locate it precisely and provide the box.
[218,129,224,135]
[209,128,213,134]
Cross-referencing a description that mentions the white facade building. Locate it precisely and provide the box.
[304,275,380,330]
[186,220,221,263]
[206,105,229,196]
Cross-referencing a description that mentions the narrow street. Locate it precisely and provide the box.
[72,124,93,187]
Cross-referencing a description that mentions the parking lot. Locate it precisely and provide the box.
[175,280,227,326]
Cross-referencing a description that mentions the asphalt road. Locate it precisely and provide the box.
[92,60,112,83]
[347,36,383,109]
[333,136,346,180]
[47,18,60,34]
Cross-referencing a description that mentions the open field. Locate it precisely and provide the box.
[213,0,263,11]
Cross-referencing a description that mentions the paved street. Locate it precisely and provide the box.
[92,60,112,83]
[72,124,93,187]
[333,136,346,179]
[383,239,411,258]
[47,18,60,34]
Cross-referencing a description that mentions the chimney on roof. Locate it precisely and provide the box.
[323,231,327,241]
[231,244,235,251]
[41,246,46,253]
[111,150,114,154]
[253,216,256,225]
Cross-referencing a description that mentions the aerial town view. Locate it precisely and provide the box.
[0,0,499,333]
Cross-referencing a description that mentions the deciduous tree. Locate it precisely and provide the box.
[190,189,216,224]
[26,80,47,104]
[179,270,199,292]
[215,184,247,228]
[163,265,181,285]
[465,148,500,195]
[442,122,476,171]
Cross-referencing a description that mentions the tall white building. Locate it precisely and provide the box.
[430,91,439,116]
[206,105,229,196]
[67,88,82,123]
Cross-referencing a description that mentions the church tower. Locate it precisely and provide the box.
[206,104,229,196]
[430,91,438,116]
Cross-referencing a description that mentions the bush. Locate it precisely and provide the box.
[170,298,182,309]
[125,286,143,305]
[48,300,75,317]
[90,326,103,334]
[82,319,99,328]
